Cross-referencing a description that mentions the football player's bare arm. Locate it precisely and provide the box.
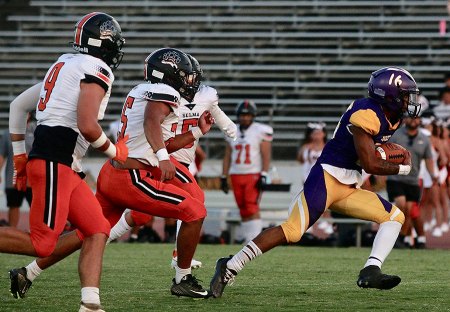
[144,100,175,181]
[78,82,128,162]
[351,126,401,175]
[77,82,106,143]
[425,158,438,184]
[260,140,272,173]
[165,111,214,153]
[222,143,232,176]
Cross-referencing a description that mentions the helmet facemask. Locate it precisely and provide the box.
[396,88,421,118]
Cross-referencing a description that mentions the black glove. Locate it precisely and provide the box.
[257,171,269,190]
[220,175,229,194]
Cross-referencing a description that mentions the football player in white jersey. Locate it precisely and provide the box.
[9,48,214,300]
[221,100,273,243]
[108,54,238,268]
[4,12,127,312]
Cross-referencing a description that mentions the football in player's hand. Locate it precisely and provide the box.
[375,143,407,164]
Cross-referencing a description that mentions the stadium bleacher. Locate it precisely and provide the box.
[0,0,449,159]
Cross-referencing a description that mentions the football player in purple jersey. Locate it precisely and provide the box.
[211,67,421,298]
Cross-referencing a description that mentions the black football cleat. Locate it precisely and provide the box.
[9,267,32,299]
[171,274,211,299]
[357,265,401,290]
[210,256,237,298]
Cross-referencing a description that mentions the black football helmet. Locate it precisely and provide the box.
[72,12,125,69]
[236,100,257,118]
[187,54,203,91]
[144,48,197,102]
[368,67,420,118]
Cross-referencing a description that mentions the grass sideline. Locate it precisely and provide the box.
[1,244,449,311]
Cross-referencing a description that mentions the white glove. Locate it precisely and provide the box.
[398,164,411,175]
[223,123,237,140]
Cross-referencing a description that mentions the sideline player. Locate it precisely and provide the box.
[220,100,273,243]
[4,12,127,312]
[211,67,421,298]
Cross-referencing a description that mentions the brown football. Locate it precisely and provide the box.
[375,143,406,164]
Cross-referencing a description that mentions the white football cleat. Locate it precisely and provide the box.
[171,257,203,269]
[79,302,105,312]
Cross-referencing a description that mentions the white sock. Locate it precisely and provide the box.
[25,260,42,282]
[241,219,263,244]
[174,219,182,251]
[108,212,132,243]
[81,287,100,305]
[364,221,401,269]
[417,235,426,243]
[227,240,262,273]
[175,265,191,284]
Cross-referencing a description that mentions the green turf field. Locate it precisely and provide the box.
[1,244,449,311]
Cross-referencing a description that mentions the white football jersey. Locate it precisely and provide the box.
[172,85,232,165]
[34,53,114,172]
[227,122,273,174]
[119,82,180,166]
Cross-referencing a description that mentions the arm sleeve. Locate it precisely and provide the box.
[210,102,233,130]
[9,82,42,134]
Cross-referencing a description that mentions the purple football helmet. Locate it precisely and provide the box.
[368,67,421,118]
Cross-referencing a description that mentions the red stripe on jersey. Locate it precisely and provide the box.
[96,72,110,85]
[75,12,98,45]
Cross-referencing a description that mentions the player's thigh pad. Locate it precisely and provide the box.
[149,157,205,203]
[96,161,206,222]
[330,188,405,224]
[27,159,79,257]
[68,180,110,238]
[281,166,362,243]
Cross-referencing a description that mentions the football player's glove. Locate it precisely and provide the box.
[220,176,229,194]
[13,154,28,192]
[256,171,269,190]
[113,135,129,164]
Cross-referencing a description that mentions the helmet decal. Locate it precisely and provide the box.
[162,51,181,69]
[99,20,118,41]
